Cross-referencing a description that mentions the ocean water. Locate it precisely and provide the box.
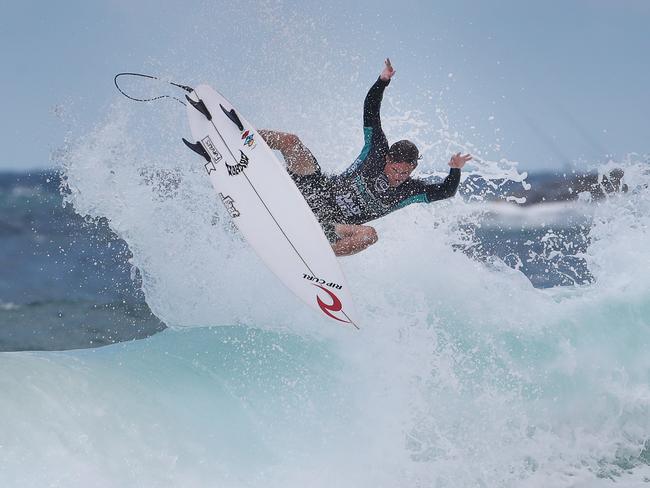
[0,172,164,351]
[2,156,650,487]
[0,171,591,350]
[3,3,650,485]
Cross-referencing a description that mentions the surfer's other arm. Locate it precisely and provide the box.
[258,130,318,176]
[422,153,471,202]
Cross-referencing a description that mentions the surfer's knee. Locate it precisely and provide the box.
[329,224,377,256]
[279,133,302,152]
[288,133,301,145]
[286,141,319,176]
[258,130,301,152]
[338,224,377,245]
[361,226,378,245]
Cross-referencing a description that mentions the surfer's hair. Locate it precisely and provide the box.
[388,140,421,166]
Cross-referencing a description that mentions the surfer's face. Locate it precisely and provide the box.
[384,158,417,187]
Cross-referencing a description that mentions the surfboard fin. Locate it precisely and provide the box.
[220,104,244,131]
[182,138,211,162]
[185,95,212,120]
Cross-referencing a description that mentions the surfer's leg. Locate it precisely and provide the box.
[330,224,378,256]
[259,130,318,176]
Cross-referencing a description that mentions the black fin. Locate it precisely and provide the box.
[185,95,212,120]
[182,138,211,162]
[220,104,244,131]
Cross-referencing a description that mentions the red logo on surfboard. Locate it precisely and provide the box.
[314,284,350,324]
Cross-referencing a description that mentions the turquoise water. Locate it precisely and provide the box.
[3,267,650,487]
[2,92,649,488]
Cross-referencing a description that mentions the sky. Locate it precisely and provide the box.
[0,0,648,172]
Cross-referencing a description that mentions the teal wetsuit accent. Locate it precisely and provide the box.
[393,193,429,210]
[342,127,374,178]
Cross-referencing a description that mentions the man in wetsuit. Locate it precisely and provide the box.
[260,59,472,256]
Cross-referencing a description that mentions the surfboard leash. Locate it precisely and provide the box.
[113,72,194,106]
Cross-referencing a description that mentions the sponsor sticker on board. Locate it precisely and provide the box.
[225,150,249,176]
[241,130,257,149]
[201,136,223,162]
[219,193,241,218]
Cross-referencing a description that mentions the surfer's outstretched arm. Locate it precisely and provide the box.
[258,129,319,176]
[423,153,471,202]
[340,59,395,177]
[423,168,462,202]
[363,58,394,129]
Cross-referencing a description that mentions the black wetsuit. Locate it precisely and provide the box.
[292,77,461,240]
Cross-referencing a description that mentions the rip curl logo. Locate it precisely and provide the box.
[241,130,256,149]
[314,284,350,324]
[374,175,389,193]
[226,150,249,176]
[303,273,342,289]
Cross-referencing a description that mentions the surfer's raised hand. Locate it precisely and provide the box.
[448,152,472,169]
[380,58,395,81]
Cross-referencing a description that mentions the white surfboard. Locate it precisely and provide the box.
[184,84,358,327]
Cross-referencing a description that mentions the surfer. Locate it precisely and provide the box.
[260,59,471,256]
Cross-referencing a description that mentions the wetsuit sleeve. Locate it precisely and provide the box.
[363,77,390,129]
[341,77,391,177]
[423,168,461,202]
[361,77,390,172]
[393,169,461,211]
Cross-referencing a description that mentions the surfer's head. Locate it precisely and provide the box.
[384,140,420,187]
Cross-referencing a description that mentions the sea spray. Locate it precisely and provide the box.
[23,0,650,484]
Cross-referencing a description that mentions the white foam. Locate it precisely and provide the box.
[36,1,650,484]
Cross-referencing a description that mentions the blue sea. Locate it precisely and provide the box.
[2,158,650,487]
[0,171,164,351]
[0,170,592,351]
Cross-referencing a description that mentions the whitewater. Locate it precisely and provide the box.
[3,4,650,487]
[4,151,650,487]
